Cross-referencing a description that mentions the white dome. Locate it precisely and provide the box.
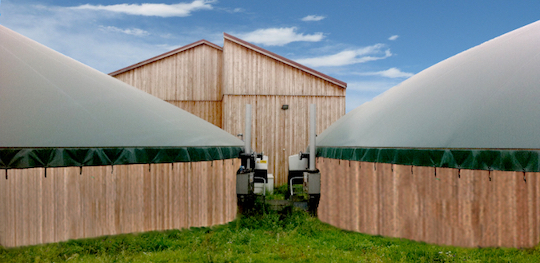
[0,25,243,168]
[318,20,540,150]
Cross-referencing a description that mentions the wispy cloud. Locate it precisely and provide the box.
[301,15,325,22]
[296,44,391,67]
[156,43,183,51]
[347,81,400,92]
[388,35,399,41]
[0,2,210,73]
[99,26,149,37]
[238,27,324,46]
[354,67,413,78]
[217,7,244,13]
[71,0,213,17]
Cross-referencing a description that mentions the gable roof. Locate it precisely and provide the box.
[110,34,347,89]
[0,25,243,169]
[316,20,540,172]
[109,40,222,76]
[223,33,347,88]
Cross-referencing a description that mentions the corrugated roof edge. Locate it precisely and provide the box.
[223,33,347,88]
[109,40,223,76]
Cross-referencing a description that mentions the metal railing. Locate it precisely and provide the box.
[289,176,304,196]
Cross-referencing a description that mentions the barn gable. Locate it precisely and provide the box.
[111,40,224,127]
[222,33,346,96]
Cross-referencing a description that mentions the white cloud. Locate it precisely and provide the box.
[0,3,193,73]
[160,33,174,39]
[217,7,244,13]
[296,44,392,67]
[238,27,324,46]
[99,26,149,37]
[354,67,414,78]
[388,35,399,41]
[71,0,213,17]
[155,44,183,51]
[301,15,325,22]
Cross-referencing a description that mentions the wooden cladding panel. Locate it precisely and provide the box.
[223,40,345,97]
[168,101,222,128]
[223,95,345,185]
[114,44,222,101]
[0,160,239,248]
[318,158,540,248]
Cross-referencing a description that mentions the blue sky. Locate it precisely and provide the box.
[1,0,539,112]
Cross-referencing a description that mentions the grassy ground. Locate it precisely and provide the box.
[2,191,540,263]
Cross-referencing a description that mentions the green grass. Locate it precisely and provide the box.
[266,183,308,202]
[2,205,540,262]
[265,184,288,200]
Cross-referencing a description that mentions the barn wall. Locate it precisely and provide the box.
[223,95,345,186]
[113,39,346,185]
[223,39,345,96]
[318,158,540,248]
[113,44,223,127]
[0,159,239,248]
[223,39,346,185]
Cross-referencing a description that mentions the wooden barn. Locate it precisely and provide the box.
[110,33,347,185]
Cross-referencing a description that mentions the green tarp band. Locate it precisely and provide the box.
[0,146,243,169]
[317,147,540,172]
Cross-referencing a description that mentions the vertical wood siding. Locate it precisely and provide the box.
[223,39,345,96]
[0,160,239,248]
[318,158,540,248]
[113,44,223,126]
[223,95,345,186]
[222,39,345,185]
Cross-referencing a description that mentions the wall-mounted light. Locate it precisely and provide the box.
[281,104,289,110]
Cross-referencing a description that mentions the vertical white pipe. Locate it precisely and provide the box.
[309,104,316,171]
[245,104,252,169]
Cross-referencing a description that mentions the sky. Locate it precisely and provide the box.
[1,1,540,112]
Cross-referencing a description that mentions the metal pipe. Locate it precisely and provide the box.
[309,104,316,171]
[245,104,252,169]
[257,177,267,196]
[289,176,304,196]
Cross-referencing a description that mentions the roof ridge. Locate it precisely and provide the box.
[223,33,347,88]
[109,39,222,76]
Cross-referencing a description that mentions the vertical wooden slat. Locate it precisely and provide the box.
[221,95,344,185]
[0,161,239,248]
[114,43,224,129]
[318,159,540,248]
[0,170,6,246]
[220,39,345,185]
